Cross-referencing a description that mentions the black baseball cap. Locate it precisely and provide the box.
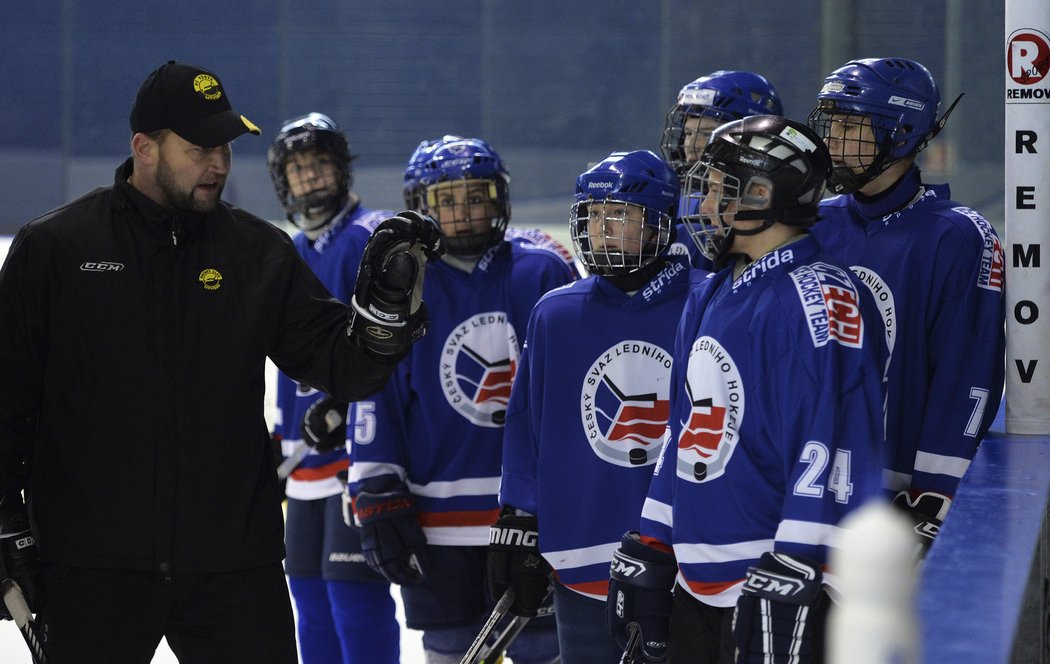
[129,60,261,148]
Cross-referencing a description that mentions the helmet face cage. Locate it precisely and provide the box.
[570,150,679,277]
[807,58,940,194]
[661,106,726,180]
[417,138,510,257]
[570,199,674,277]
[681,160,750,263]
[660,71,784,181]
[267,113,351,229]
[681,116,829,261]
[807,105,889,195]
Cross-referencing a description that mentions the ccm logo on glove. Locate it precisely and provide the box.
[610,553,650,580]
[742,569,809,598]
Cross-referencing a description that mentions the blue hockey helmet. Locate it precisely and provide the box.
[570,150,680,277]
[682,116,830,263]
[416,137,511,257]
[807,57,953,193]
[402,135,464,211]
[661,71,783,181]
[268,112,353,229]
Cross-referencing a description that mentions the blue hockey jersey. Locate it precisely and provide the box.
[348,238,576,546]
[500,256,709,600]
[273,203,392,500]
[668,222,712,272]
[811,167,1006,498]
[641,234,886,608]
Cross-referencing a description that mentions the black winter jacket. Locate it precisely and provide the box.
[0,159,396,573]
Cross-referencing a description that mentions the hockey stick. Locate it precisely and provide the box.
[460,583,555,664]
[276,441,311,480]
[460,587,516,664]
[1,578,49,664]
[477,614,528,664]
[618,622,642,664]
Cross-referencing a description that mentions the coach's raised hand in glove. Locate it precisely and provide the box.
[347,476,426,585]
[348,210,444,357]
[487,508,553,617]
[301,396,350,453]
[0,491,42,619]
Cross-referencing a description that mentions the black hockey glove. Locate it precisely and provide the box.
[0,492,42,619]
[348,211,444,357]
[487,511,553,618]
[892,490,951,558]
[607,531,677,663]
[353,479,427,585]
[733,551,829,664]
[301,396,350,453]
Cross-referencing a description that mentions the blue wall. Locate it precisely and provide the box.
[0,1,1003,232]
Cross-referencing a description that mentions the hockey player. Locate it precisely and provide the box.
[661,71,784,185]
[405,135,583,277]
[489,150,709,664]
[659,71,783,266]
[267,112,399,664]
[807,58,1006,552]
[607,116,887,664]
[345,137,575,664]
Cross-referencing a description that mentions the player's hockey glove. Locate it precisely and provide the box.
[0,492,42,619]
[348,211,443,357]
[352,478,426,585]
[892,490,951,558]
[486,510,553,617]
[607,531,676,663]
[733,551,829,664]
[301,396,350,453]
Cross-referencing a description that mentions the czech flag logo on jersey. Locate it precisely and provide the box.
[676,335,744,483]
[441,311,520,427]
[580,341,674,467]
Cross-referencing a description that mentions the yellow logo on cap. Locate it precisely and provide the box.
[199,268,222,290]
[193,74,223,101]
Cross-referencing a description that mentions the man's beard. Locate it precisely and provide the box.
[156,156,224,214]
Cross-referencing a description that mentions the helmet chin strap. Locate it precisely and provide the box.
[714,206,816,266]
[298,193,358,239]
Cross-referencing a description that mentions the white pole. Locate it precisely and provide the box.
[1005,0,1050,434]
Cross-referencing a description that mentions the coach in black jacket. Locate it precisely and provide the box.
[0,61,440,663]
